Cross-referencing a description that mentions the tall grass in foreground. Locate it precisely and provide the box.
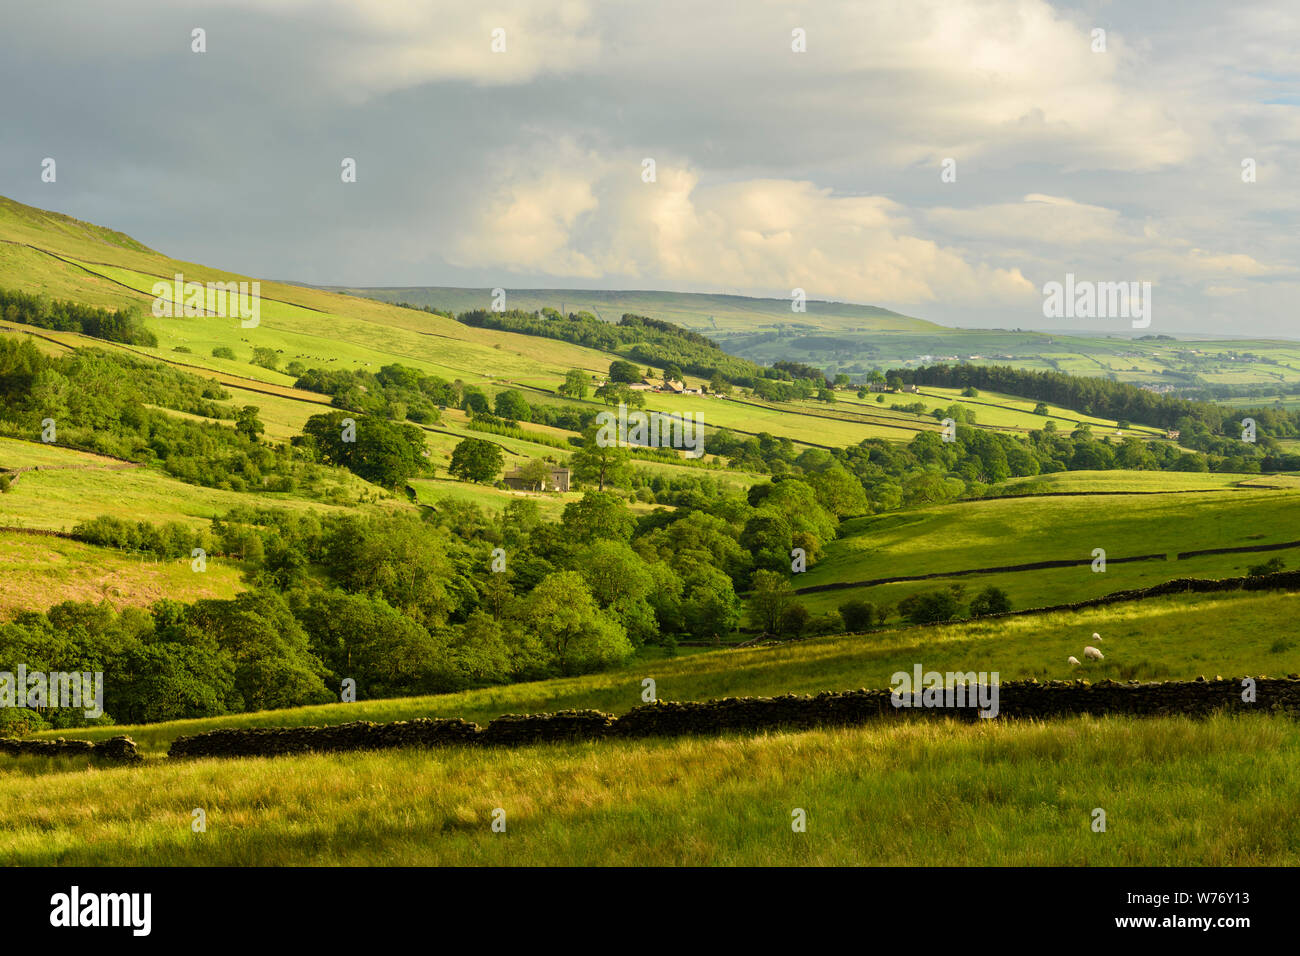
[3,714,1297,865]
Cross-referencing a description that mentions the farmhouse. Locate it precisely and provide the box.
[502,465,570,492]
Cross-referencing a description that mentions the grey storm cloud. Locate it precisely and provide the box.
[1,0,1296,336]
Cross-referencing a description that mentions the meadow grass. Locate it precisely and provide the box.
[0,531,245,618]
[795,546,1300,617]
[0,444,389,532]
[4,714,1299,865]
[800,486,1300,592]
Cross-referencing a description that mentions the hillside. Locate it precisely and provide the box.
[0,194,1294,748]
[327,285,936,334]
[337,281,1300,389]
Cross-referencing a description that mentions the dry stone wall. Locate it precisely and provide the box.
[0,734,141,762]
[165,676,1300,760]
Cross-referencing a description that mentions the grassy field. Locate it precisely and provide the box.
[986,469,1292,494]
[0,530,246,618]
[35,588,1300,754]
[5,714,1300,865]
[0,437,391,533]
[799,484,1300,585]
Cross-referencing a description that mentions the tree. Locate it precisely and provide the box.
[302,411,427,487]
[558,369,588,400]
[807,465,868,517]
[680,564,738,644]
[741,513,793,571]
[561,491,634,544]
[708,373,731,395]
[494,389,531,421]
[462,390,490,415]
[235,405,264,443]
[251,346,279,371]
[838,599,876,632]
[969,586,1012,617]
[185,590,332,712]
[449,438,505,483]
[594,382,644,407]
[748,569,795,635]
[516,457,553,491]
[608,359,642,383]
[570,428,632,491]
[898,589,962,624]
[110,642,235,724]
[524,572,633,676]
[778,602,809,637]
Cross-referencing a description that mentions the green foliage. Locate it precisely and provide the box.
[447,437,504,484]
[521,571,633,676]
[838,598,878,632]
[0,339,319,494]
[898,588,963,624]
[969,586,1013,617]
[0,284,156,346]
[748,569,796,634]
[570,428,632,491]
[493,389,532,421]
[457,308,760,385]
[1248,557,1286,577]
[608,359,642,383]
[295,362,452,424]
[302,411,428,487]
[558,369,589,400]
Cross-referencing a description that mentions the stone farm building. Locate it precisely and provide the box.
[502,465,571,492]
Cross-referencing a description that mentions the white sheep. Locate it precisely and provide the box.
[1068,656,1081,666]
[1084,646,1104,661]
[1092,631,1102,642]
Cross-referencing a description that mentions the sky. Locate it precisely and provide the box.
[1,0,1297,337]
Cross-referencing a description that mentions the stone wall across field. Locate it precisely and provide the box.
[165,677,1300,760]
[0,735,141,762]
[166,717,481,758]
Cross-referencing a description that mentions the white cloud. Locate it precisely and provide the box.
[448,150,1036,306]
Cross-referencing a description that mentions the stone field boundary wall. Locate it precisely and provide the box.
[166,676,1300,760]
[0,735,141,761]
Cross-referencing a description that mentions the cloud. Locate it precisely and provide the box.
[448,150,1036,306]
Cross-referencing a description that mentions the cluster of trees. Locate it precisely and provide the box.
[71,516,206,558]
[0,340,325,493]
[709,414,1297,517]
[0,285,157,346]
[743,576,1014,641]
[294,362,457,424]
[46,463,874,727]
[901,363,1300,455]
[457,309,761,385]
[896,584,1011,624]
[298,411,430,488]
